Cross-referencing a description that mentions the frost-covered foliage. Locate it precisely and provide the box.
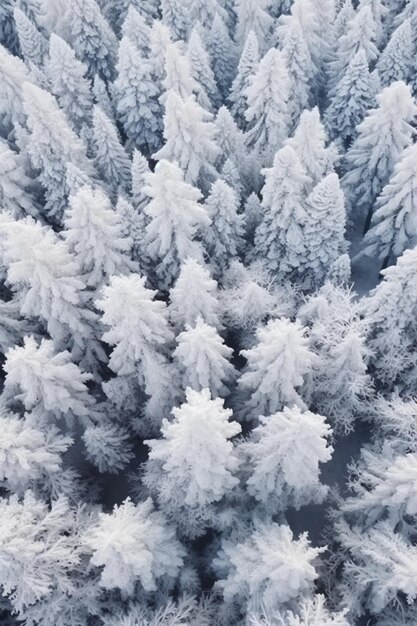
[1,1,417,623]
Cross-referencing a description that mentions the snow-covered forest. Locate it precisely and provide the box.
[0,0,416,624]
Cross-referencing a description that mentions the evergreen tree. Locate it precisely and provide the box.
[161,0,191,40]
[343,81,417,230]
[301,173,347,288]
[144,160,210,290]
[241,405,333,511]
[0,1,18,54]
[186,28,220,111]
[84,498,185,594]
[144,388,241,537]
[121,5,150,55]
[357,0,388,49]
[325,49,378,145]
[285,107,337,185]
[0,44,32,132]
[114,36,162,155]
[46,34,93,133]
[245,48,291,163]
[169,258,222,331]
[205,14,236,96]
[174,317,235,397]
[234,0,273,52]
[13,7,47,67]
[202,179,243,279]
[228,30,260,128]
[238,318,315,418]
[63,185,134,289]
[148,21,171,83]
[154,91,219,187]
[162,42,199,101]
[254,145,311,277]
[62,0,118,82]
[91,105,131,199]
[376,19,413,87]
[22,82,95,221]
[131,149,150,210]
[0,139,39,218]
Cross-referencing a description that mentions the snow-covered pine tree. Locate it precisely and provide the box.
[144,387,241,537]
[13,7,47,68]
[186,28,220,111]
[0,139,39,218]
[162,41,199,102]
[205,14,236,97]
[173,317,235,397]
[228,30,260,128]
[238,317,315,418]
[234,0,273,53]
[245,47,291,163]
[121,5,150,55]
[376,19,413,87]
[161,0,191,40]
[343,81,417,232]
[0,43,32,133]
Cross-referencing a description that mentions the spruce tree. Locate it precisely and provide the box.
[228,30,260,128]
[13,7,47,67]
[376,19,413,87]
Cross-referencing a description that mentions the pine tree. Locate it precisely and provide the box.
[357,0,388,49]
[174,318,235,397]
[0,1,18,54]
[148,21,171,83]
[169,258,222,331]
[285,107,337,185]
[0,139,39,218]
[205,14,236,96]
[13,7,47,67]
[186,28,220,111]
[215,106,246,165]
[245,48,291,163]
[162,41,199,102]
[121,5,150,55]
[234,0,273,52]
[131,149,150,210]
[362,143,417,266]
[63,185,134,289]
[84,498,185,594]
[114,36,162,155]
[202,179,243,279]
[144,160,210,290]
[0,215,104,368]
[46,34,93,133]
[301,173,346,288]
[214,522,324,614]
[154,92,219,187]
[241,405,333,511]
[96,274,177,426]
[254,145,311,277]
[0,44,32,132]
[228,30,260,127]
[343,81,417,230]
[161,0,191,40]
[91,105,131,199]
[189,0,228,30]
[376,20,413,87]
[238,318,315,418]
[22,82,95,222]
[62,0,118,81]
[144,388,241,537]
[325,49,378,145]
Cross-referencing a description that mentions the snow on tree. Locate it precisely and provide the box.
[162,41,199,102]
[114,36,162,155]
[238,318,315,418]
[63,185,134,289]
[205,14,236,96]
[215,106,246,166]
[169,258,222,331]
[363,245,417,386]
[343,81,417,231]
[202,179,244,279]
[228,30,259,128]
[131,149,150,211]
[214,522,324,614]
[174,318,235,397]
[285,107,337,185]
[0,139,39,218]
[0,413,72,493]
[241,405,333,511]
[61,0,118,82]
[83,420,134,474]
[96,274,177,427]
[46,34,93,133]
[337,520,417,616]
[121,6,150,55]
[357,0,388,49]
[155,90,219,187]
[3,336,95,425]
[362,143,417,266]
[245,47,291,163]
[376,20,413,87]
[234,0,273,53]
[300,173,347,288]
[253,594,349,625]
[92,74,114,119]
[148,21,171,83]
[0,215,104,368]
[253,145,311,277]
[0,1,18,54]
[161,0,191,40]
[91,106,131,200]
[371,394,417,454]
[143,160,210,290]
[298,282,372,434]
[325,48,378,145]
[13,7,47,67]
[0,492,84,618]
[144,388,241,537]
[84,498,185,594]
[189,0,228,29]
[0,44,32,132]
[186,28,220,111]
[22,81,95,222]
